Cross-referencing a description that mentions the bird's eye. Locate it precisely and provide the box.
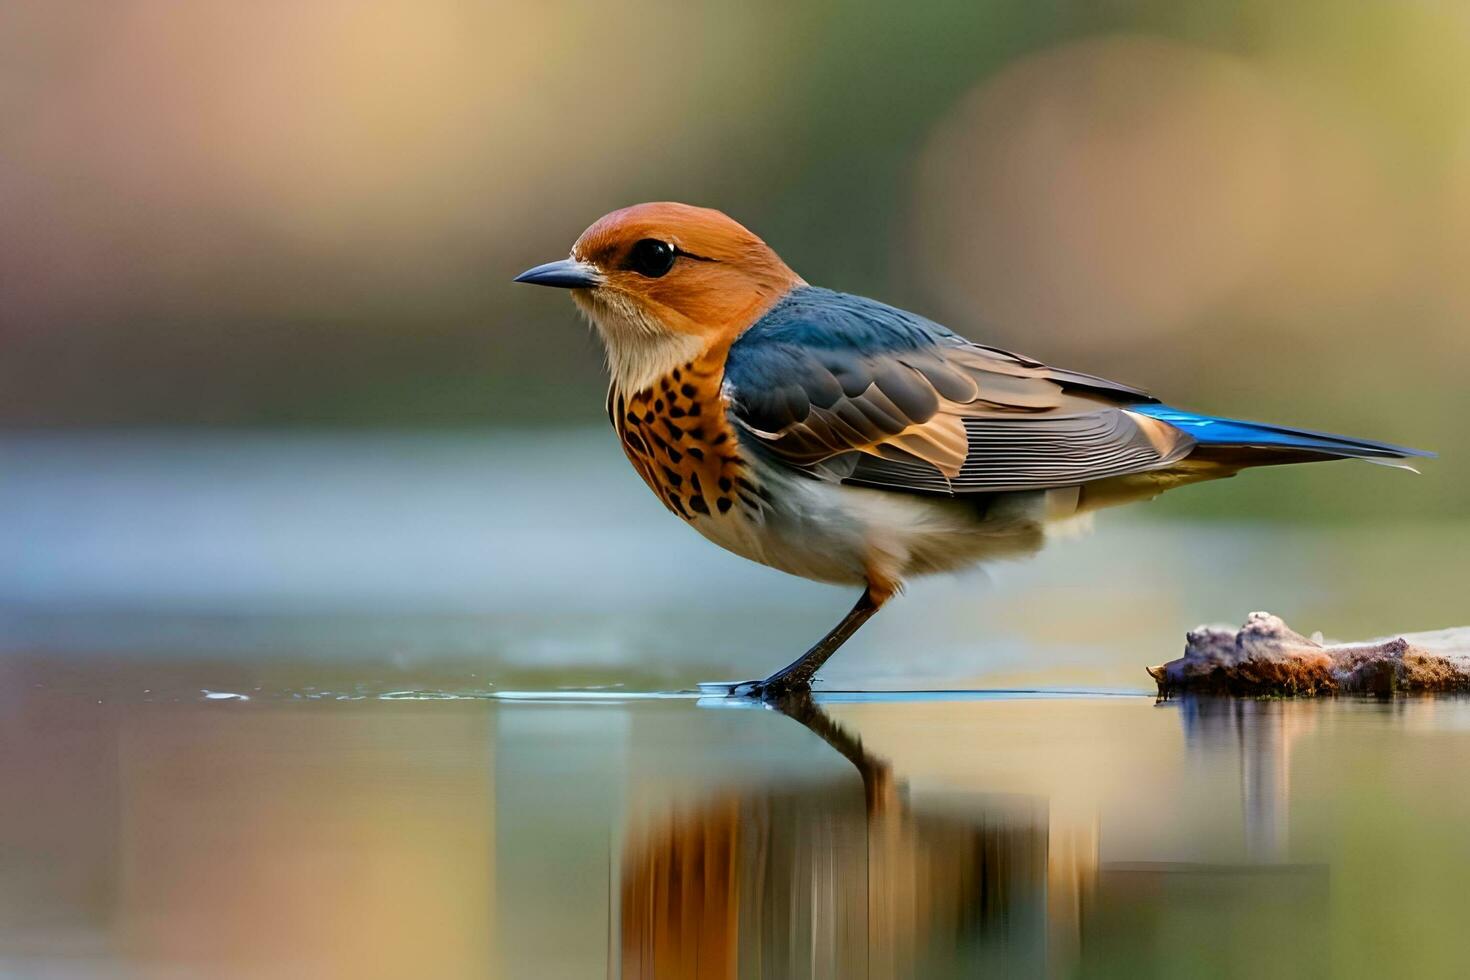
[628,238,676,278]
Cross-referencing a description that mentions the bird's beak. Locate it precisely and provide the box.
[512,258,602,289]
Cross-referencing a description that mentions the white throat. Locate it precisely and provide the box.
[573,289,705,394]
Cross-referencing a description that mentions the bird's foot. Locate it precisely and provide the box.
[696,678,810,703]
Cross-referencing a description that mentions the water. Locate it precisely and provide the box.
[4,431,1464,691]
[2,433,1468,976]
[1,678,1468,977]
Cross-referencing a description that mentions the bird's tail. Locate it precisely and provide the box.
[1131,405,1435,470]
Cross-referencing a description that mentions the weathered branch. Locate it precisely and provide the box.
[1150,612,1470,698]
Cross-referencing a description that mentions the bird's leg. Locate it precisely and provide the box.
[726,584,891,700]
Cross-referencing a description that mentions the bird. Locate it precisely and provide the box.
[514,202,1432,699]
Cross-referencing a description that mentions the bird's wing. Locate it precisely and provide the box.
[723,287,1194,495]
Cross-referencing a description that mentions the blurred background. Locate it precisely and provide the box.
[3,0,1468,685]
[4,0,1467,516]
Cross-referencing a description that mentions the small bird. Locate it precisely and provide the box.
[515,203,1431,698]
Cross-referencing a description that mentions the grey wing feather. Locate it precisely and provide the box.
[724,287,1194,497]
[840,412,1195,494]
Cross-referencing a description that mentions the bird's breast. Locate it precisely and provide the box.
[608,349,767,526]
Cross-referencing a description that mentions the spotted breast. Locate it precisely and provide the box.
[607,349,764,524]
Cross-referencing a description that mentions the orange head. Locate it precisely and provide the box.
[514,203,802,391]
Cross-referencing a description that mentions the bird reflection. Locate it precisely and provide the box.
[618,692,1059,979]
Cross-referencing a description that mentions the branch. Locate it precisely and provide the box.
[1149,612,1470,698]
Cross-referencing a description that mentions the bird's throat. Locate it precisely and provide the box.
[573,289,707,393]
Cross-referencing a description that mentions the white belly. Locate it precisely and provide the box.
[685,458,1088,589]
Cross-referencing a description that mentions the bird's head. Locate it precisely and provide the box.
[515,203,802,392]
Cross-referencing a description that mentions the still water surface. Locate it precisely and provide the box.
[2,677,1468,978]
[3,433,1468,976]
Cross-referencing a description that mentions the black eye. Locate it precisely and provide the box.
[628,238,676,278]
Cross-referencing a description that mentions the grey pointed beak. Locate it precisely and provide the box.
[512,258,602,289]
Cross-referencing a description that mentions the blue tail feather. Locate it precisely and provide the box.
[1131,405,1434,461]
